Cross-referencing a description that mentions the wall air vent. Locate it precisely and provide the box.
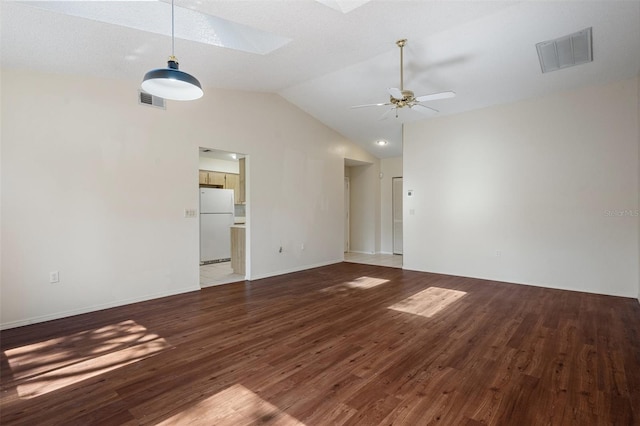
[536,27,592,73]
[138,90,166,109]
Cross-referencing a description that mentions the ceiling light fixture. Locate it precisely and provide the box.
[376,140,388,146]
[141,0,203,101]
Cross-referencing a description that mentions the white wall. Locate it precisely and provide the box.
[404,77,639,298]
[0,69,373,329]
[380,156,403,254]
[198,157,239,174]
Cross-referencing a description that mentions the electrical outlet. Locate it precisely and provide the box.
[50,271,59,283]
[279,246,283,253]
[496,250,502,257]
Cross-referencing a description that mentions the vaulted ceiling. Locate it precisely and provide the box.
[2,1,639,158]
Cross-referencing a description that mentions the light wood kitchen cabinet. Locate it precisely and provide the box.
[199,170,227,187]
[230,225,245,275]
[199,169,241,202]
[208,171,226,187]
[199,170,209,185]
[225,173,240,201]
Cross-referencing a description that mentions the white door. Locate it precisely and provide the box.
[344,177,350,252]
[392,177,403,255]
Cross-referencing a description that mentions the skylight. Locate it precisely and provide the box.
[19,0,291,55]
[314,0,372,14]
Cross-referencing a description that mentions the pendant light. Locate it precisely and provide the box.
[141,0,203,101]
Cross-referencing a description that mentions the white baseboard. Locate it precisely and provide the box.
[402,263,636,299]
[0,285,200,330]
[347,250,401,255]
[249,259,343,281]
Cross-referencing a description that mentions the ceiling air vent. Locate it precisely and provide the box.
[536,27,592,73]
[138,90,166,109]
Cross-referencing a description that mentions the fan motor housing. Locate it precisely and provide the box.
[390,90,415,107]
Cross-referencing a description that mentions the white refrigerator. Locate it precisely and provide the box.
[200,188,234,264]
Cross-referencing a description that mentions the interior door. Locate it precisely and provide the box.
[392,177,403,255]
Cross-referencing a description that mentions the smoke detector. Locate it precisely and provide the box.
[536,27,593,73]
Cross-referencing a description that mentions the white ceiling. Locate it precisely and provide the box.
[2,1,639,158]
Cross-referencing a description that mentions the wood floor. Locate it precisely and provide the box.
[2,263,640,425]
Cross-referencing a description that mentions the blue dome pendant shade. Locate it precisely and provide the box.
[140,0,203,101]
[141,56,203,101]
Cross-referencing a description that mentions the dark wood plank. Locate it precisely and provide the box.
[1,262,639,425]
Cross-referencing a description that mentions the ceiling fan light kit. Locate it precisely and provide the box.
[141,0,203,101]
[350,38,455,118]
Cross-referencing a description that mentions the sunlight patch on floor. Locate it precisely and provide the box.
[345,276,390,289]
[388,287,467,318]
[321,276,390,293]
[156,384,306,425]
[4,320,171,399]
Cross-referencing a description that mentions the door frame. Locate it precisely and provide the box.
[392,176,403,255]
[344,177,350,253]
[197,147,250,286]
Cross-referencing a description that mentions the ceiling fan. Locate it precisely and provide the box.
[351,39,456,119]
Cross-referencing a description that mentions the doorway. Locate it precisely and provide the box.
[198,147,248,287]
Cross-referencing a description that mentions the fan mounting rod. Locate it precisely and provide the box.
[348,37,454,115]
[396,39,407,91]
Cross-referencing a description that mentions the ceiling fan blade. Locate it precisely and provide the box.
[350,102,391,109]
[412,103,439,113]
[379,108,396,121]
[388,87,403,100]
[415,91,456,102]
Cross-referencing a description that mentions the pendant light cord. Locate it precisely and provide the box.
[141,0,203,100]
[171,0,175,58]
